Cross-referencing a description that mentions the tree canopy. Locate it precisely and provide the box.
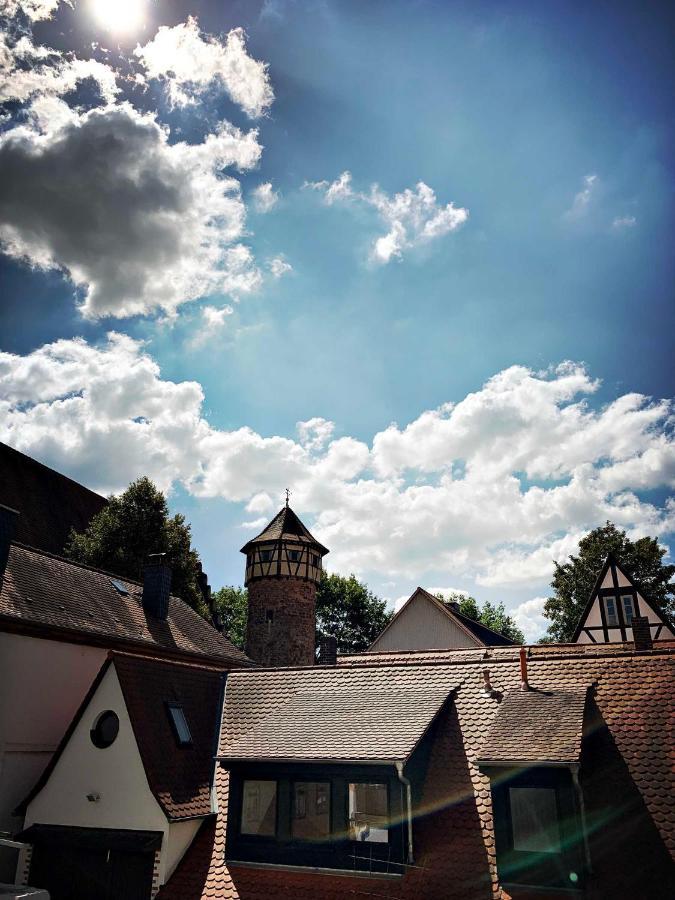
[66,476,207,616]
[211,585,248,648]
[435,592,525,644]
[316,571,392,653]
[543,522,675,642]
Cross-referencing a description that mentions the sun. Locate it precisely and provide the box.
[89,0,146,35]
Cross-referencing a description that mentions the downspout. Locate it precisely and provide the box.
[570,765,592,874]
[395,760,414,865]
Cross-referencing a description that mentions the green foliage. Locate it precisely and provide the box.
[316,571,392,653]
[543,522,675,642]
[435,591,525,644]
[66,476,207,616]
[211,585,248,649]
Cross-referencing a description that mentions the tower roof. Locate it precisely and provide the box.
[240,505,329,556]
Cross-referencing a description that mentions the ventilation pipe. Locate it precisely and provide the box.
[142,553,172,620]
[395,761,414,865]
[519,646,529,691]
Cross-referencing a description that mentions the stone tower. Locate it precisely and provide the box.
[241,501,329,667]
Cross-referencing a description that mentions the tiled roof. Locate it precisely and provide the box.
[0,543,250,666]
[18,654,225,822]
[477,688,588,764]
[0,441,107,555]
[240,505,328,555]
[162,642,675,900]
[218,664,458,762]
[115,654,224,820]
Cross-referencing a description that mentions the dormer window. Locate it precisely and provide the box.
[621,595,635,624]
[167,703,192,746]
[605,596,618,626]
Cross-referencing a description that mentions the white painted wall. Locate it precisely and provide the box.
[0,631,106,834]
[577,590,674,643]
[23,664,203,885]
[370,591,480,652]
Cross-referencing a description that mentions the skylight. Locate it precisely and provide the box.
[110,578,129,595]
[167,703,193,746]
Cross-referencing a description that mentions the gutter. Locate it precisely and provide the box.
[570,765,592,873]
[394,760,414,865]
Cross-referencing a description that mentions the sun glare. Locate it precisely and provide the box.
[90,0,146,35]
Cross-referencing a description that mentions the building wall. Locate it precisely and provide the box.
[246,578,316,667]
[23,664,197,886]
[370,592,480,652]
[0,631,107,834]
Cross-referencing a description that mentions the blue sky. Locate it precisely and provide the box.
[1,0,674,639]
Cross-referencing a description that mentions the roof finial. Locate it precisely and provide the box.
[285,487,291,507]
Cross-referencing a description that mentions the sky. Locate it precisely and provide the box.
[1,0,674,641]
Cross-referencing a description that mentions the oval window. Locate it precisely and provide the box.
[90,710,120,748]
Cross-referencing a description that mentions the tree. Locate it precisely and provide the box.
[543,522,675,642]
[212,586,248,649]
[316,571,392,653]
[435,591,525,644]
[66,476,207,616]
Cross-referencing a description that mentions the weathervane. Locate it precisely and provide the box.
[285,488,291,507]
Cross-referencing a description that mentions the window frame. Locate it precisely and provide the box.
[620,594,635,624]
[240,778,279,839]
[604,595,619,627]
[165,702,193,748]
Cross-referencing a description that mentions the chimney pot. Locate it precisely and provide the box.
[0,504,19,580]
[519,646,529,691]
[631,615,653,652]
[142,553,172,621]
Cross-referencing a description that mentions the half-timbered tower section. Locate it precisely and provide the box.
[241,503,329,667]
[573,552,675,645]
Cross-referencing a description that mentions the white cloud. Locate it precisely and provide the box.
[306,171,468,263]
[511,596,549,642]
[1,338,673,592]
[268,255,292,278]
[134,18,274,118]
[0,102,263,318]
[565,173,598,219]
[0,0,62,21]
[252,181,279,212]
[612,215,637,230]
[188,304,234,348]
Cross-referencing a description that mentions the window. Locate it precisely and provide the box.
[167,703,192,746]
[90,710,119,749]
[292,782,330,840]
[288,549,300,562]
[621,595,635,624]
[260,549,273,563]
[509,787,561,854]
[349,782,389,843]
[605,596,618,626]
[266,609,274,625]
[109,578,128,595]
[241,780,277,836]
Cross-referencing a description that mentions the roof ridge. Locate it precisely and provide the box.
[109,649,228,674]
[0,441,107,503]
[11,541,146,587]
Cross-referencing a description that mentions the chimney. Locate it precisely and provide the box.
[142,553,172,621]
[632,616,653,652]
[316,633,338,666]
[0,504,19,579]
[519,646,529,691]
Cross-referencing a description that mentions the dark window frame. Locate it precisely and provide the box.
[90,710,120,749]
[165,701,193,748]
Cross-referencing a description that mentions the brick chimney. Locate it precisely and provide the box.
[632,615,653,651]
[317,633,338,666]
[0,504,19,580]
[142,553,172,620]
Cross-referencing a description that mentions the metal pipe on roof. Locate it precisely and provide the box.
[519,646,529,691]
[395,760,414,865]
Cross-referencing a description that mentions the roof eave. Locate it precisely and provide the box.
[476,758,580,770]
[216,755,401,767]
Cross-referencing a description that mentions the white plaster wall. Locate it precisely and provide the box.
[370,592,480,652]
[165,819,203,880]
[0,631,106,833]
[585,599,603,628]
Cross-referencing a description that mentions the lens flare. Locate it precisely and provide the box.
[89,0,146,35]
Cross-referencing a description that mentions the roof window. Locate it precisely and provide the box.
[167,702,193,746]
[110,578,129,595]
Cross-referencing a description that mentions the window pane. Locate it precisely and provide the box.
[621,595,634,623]
[241,780,277,836]
[509,787,561,854]
[168,705,192,745]
[348,783,388,843]
[292,782,330,840]
[605,597,618,626]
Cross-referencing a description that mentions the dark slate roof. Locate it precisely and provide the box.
[451,607,516,647]
[0,543,251,666]
[218,663,458,763]
[0,441,107,555]
[477,688,588,765]
[18,654,225,822]
[160,643,675,900]
[240,505,329,555]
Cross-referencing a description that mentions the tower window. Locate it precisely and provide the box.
[260,549,273,563]
[621,595,635,623]
[288,550,300,562]
[266,609,274,625]
[605,596,618,626]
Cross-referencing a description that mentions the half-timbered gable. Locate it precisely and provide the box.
[572,553,675,645]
